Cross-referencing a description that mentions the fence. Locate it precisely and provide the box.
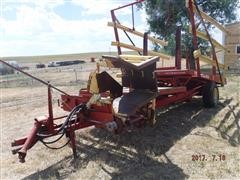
[0,63,120,109]
[0,63,96,88]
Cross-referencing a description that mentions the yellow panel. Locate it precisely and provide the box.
[119,54,153,60]
[124,59,143,63]
[88,72,99,94]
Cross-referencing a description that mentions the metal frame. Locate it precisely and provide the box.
[1,0,226,163]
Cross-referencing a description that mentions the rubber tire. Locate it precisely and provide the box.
[202,82,219,108]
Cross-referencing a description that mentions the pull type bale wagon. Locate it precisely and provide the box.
[1,0,227,163]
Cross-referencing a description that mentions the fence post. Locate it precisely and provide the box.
[74,69,78,82]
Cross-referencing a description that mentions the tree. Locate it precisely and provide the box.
[143,0,239,68]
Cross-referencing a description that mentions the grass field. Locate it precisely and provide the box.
[0,54,239,179]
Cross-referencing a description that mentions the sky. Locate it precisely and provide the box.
[0,0,239,57]
[0,0,148,57]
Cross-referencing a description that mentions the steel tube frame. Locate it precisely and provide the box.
[110,0,144,55]
[188,0,201,76]
[175,26,182,69]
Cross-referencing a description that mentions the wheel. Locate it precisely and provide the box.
[202,81,219,108]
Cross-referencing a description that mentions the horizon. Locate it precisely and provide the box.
[1,50,117,58]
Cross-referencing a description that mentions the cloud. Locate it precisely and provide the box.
[237,9,240,20]
[2,0,65,9]
[71,0,131,16]
[0,0,149,56]
[0,1,115,56]
[1,5,53,36]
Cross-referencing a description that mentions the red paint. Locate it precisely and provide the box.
[18,121,41,163]
[188,0,201,76]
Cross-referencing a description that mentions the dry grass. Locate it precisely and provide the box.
[0,63,239,179]
[1,52,115,63]
[1,50,189,68]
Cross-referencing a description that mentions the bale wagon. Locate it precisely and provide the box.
[0,0,227,163]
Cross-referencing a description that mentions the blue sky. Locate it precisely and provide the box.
[0,0,239,57]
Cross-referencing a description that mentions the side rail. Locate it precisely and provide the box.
[186,0,228,85]
[109,0,171,63]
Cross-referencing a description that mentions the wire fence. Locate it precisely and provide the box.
[0,63,96,88]
[0,63,120,109]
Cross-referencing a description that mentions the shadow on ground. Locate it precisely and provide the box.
[23,98,233,180]
[216,102,240,146]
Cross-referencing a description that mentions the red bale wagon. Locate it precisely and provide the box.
[1,0,227,163]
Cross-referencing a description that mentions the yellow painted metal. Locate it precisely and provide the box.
[193,49,225,69]
[119,54,153,60]
[88,72,99,94]
[191,3,230,34]
[111,41,171,60]
[189,26,227,51]
[116,73,123,78]
[108,22,168,46]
